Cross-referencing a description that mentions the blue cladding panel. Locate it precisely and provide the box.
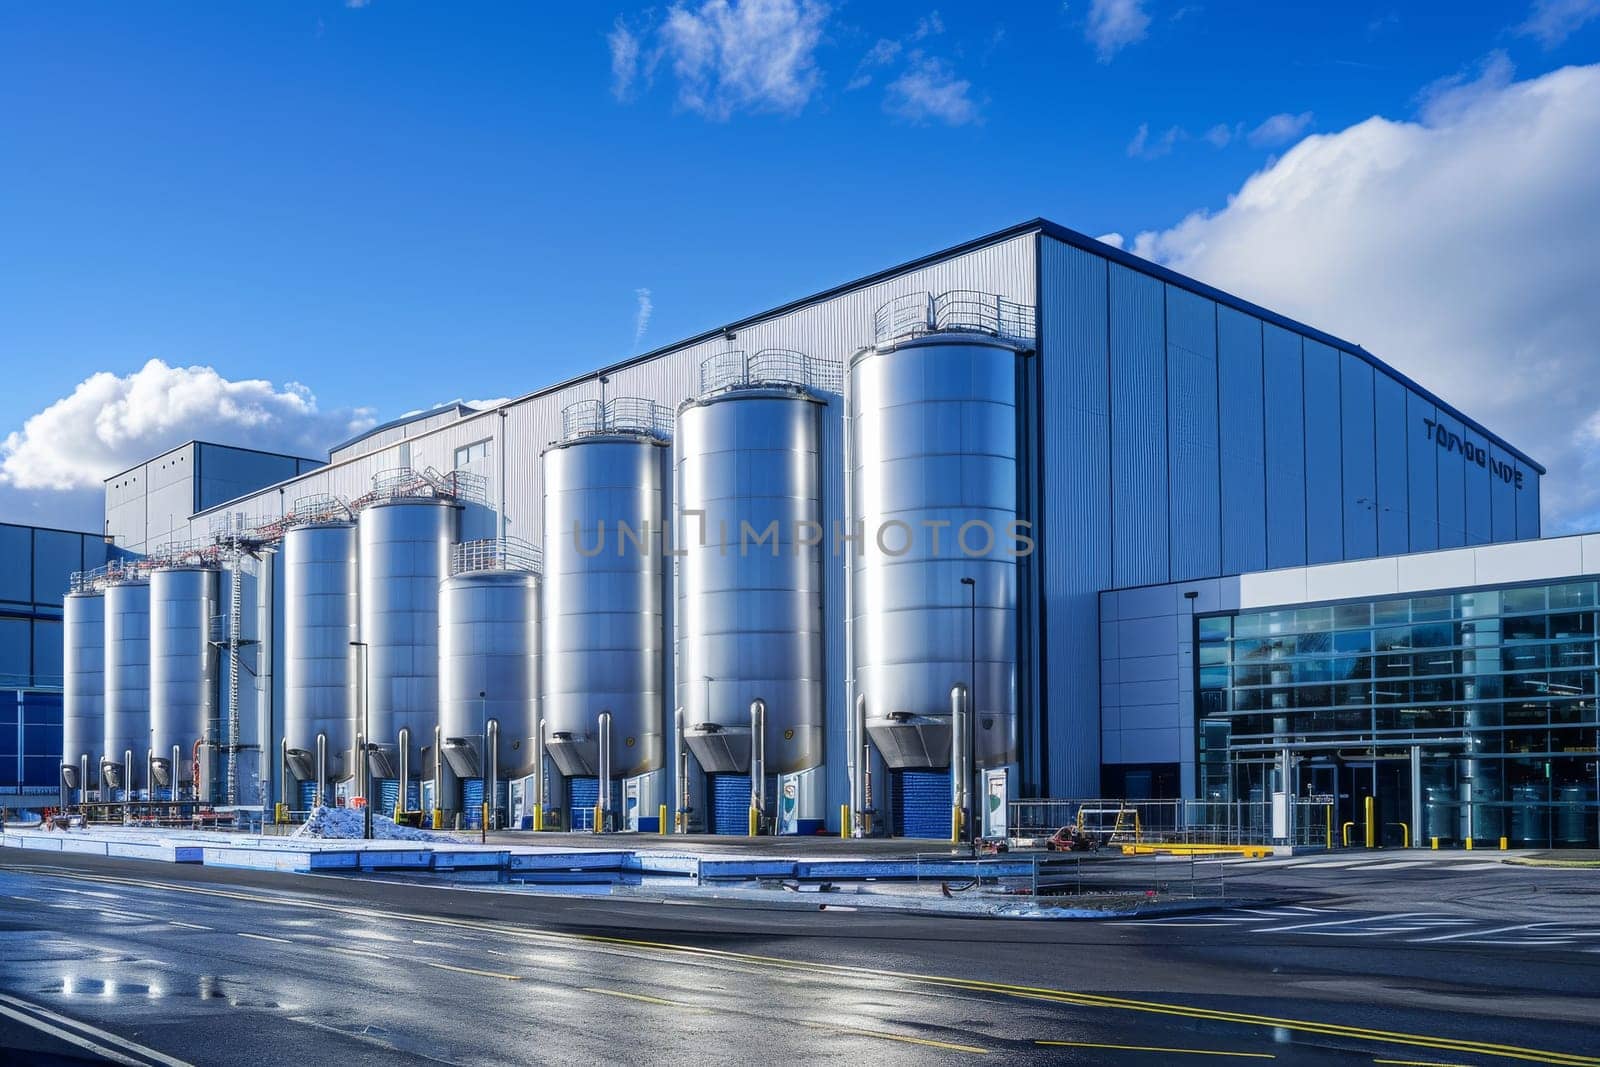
[1109,263,1169,588]
[1374,375,1409,556]
[1517,462,1541,539]
[1262,326,1305,568]
[1433,410,1467,547]
[1462,429,1492,545]
[1406,394,1439,551]
[710,774,749,835]
[0,527,30,604]
[1339,353,1377,560]
[31,530,83,606]
[1302,341,1343,564]
[893,769,952,838]
[1218,308,1266,574]
[1039,239,1111,797]
[298,779,318,809]
[377,778,400,816]
[567,775,599,819]
[33,619,62,688]
[1489,446,1517,542]
[1165,286,1220,581]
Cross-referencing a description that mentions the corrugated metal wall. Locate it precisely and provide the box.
[1165,286,1220,582]
[1263,325,1307,569]
[1109,265,1169,589]
[1339,352,1377,560]
[1218,308,1266,575]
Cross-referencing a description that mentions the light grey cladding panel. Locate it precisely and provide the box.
[1109,263,1169,588]
[1165,285,1219,582]
[1339,352,1376,560]
[1405,393,1439,551]
[1217,308,1265,575]
[1262,326,1305,569]
[1373,375,1409,556]
[1040,237,1110,797]
[1302,340,1343,564]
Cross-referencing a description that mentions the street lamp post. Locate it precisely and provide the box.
[960,575,977,857]
[479,689,488,839]
[350,640,372,841]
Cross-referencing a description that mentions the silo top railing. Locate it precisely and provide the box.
[560,396,670,440]
[450,537,543,577]
[697,348,843,396]
[872,289,1036,348]
[352,466,489,509]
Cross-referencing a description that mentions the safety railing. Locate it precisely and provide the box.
[872,289,1037,348]
[351,465,489,510]
[1009,798,1331,848]
[560,396,671,440]
[450,537,543,576]
[697,348,844,396]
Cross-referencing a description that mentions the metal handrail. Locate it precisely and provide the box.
[872,289,1036,347]
[697,348,843,396]
[450,537,543,576]
[560,396,669,440]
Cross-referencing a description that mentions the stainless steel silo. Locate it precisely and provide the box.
[102,578,151,796]
[541,422,667,786]
[357,497,456,780]
[676,381,826,778]
[149,566,220,800]
[282,521,357,798]
[62,589,105,795]
[849,314,1025,773]
[438,539,540,823]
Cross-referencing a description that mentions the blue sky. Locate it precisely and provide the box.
[2,1,1598,531]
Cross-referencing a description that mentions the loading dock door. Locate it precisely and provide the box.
[893,769,951,838]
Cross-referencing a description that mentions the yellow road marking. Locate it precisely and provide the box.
[1038,1039,1272,1058]
[16,865,1599,1067]
[237,932,293,944]
[581,987,708,1011]
[1373,1061,1468,1066]
[424,960,521,981]
[800,1020,987,1054]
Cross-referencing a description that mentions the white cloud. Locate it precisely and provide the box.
[1517,0,1600,47]
[1127,122,1183,159]
[633,287,654,349]
[1247,111,1314,147]
[608,17,643,101]
[0,360,374,527]
[1203,122,1237,148]
[884,56,979,125]
[1086,0,1150,62]
[1128,60,1600,531]
[1097,232,1126,249]
[913,11,945,40]
[847,37,901,91]
[654,0,830,120]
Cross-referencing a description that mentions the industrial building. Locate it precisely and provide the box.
[50,218,1597,846]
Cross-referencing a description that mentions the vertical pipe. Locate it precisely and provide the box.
[279,738,289,815]
[315,732,327,809]
[950,684,967,845]
[532,718,545,831]
[432,724,444,831]
[398,726,411,818]
[849,693,866,838]
[597,711,612,834]
[486,718,499,832]
[673,707,687,834]
[1409,745,1422,850]
[124,750,132,816]
[172,744,182,803]
[80,754,89,807]
[749,699,766,837]
[146,749,154,805]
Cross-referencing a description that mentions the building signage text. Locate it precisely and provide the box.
[1423,419,1525,490]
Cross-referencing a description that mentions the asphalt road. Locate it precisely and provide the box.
[1,847,1597,1065]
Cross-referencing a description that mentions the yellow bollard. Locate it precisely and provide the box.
[840,803,849,839]
[1324,806,1332,850]
[1500,836,1508,851]
[593,804,603,833]
[952,805,963,845]
[1431,836,1439,850]
[274,802,286,825]
[749,806,760,837]
[1342,821,1354,847]
[432,807,443,830]
[1363,796,1376,849]
[532,804,543,832]
[1465,837,1474,850]
[658,803,667,835]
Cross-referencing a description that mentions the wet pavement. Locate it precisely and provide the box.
[1,845,1598,1065]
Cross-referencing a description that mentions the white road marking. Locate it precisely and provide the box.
[168,921,212,931]
[1354,861,1434,871]
[1257,912,1432,933]
[0,991,193,1067]
[237,932,294,945]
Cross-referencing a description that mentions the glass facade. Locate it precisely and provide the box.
[1198,580,1600,848]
